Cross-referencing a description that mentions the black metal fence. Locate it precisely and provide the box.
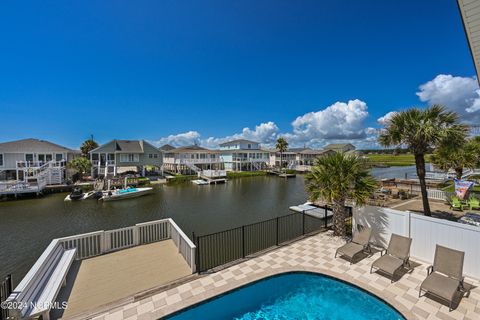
[0,275,12,320]
[194,207,351,273]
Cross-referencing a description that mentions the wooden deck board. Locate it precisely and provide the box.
[59,240,191,319]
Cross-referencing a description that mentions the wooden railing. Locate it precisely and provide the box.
[169,219,196,272]
[56,219,195,271]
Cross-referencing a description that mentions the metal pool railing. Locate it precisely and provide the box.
[193,207,350,273]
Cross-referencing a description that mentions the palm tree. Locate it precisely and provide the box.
[430,138,480,179]
[378,105,468,216]
[305,153,376,237]
[80,136,99,158]
[275,137,289,172]
[67,157,92,181]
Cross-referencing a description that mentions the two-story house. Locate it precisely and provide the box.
[268,148,335,168]
[219,139,270,171]
[0,138,79,183]
[162,145,223,174]
[89,140,162,178]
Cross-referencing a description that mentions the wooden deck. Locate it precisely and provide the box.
[56,240,192,319]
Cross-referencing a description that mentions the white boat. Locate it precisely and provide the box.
[64,189,103,201]
[192,179,209,185]
[289,202,333,219]
[100,187,153,201]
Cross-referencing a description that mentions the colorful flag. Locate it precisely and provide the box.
[454,179,474,200]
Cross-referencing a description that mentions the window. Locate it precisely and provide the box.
[55,154,63,161]
[46,154,52,162]
[149,154,153,158]
[26,154,34,162]
[38,154,45,162]
[154,154,158,158]
[0,154,3,166]
[120,154,139,162]
[247,144,251,149]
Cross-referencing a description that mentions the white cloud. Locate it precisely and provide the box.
[151,131,201,147]
[151,99,372,149]
[377,111,397,125]
[286,99,369,145]
[416,74,480,120]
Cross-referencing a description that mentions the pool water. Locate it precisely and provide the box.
[165,272,404,320]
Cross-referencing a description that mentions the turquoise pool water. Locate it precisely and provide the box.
[165,272,404,320]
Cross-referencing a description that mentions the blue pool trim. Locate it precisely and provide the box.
[161,271,406,319]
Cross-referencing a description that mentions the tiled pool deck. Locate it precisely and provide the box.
[83,232,480,320]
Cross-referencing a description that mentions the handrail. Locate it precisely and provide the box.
[8,218,196,306]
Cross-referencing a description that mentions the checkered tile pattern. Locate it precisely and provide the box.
[74,232,480,320]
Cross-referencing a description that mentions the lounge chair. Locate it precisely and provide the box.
[370,233,412,282]
[467,196,480,210]
[335,225,372,264]
[419,245,465,311]
[450,197,464,211]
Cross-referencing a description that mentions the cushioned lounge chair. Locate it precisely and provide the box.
[335,225,372,264]
[419,245,465,311]
[370,233,412,282]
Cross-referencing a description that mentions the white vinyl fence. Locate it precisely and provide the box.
[58,218,195,272]
[427,189,448,201]
[354,206,480,279]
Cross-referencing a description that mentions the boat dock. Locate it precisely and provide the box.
[266,170,297,178]
[289,202,333,219]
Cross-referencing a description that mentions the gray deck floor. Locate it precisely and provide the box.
[58,240,191,319]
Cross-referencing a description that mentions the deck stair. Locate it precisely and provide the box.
[252,161,262,171]
[287,161,296,170]
[181,161,202,174]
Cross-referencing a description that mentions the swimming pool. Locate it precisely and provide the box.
[164,272,404,320]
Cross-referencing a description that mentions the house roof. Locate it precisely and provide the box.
[169,145,219,153]
[219,139,259,146]
[90,140,159,153]
[0,138,77,153]
[458,0,480,85]
[324,143,355,149]
[159,144,175,151]
[115,140,144,153]
[301,149,334,155]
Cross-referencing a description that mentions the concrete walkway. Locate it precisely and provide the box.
[89,231,480,320]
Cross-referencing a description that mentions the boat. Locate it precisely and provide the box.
[289,201,333,219]
[192,179,209,185]
[100,187,153,201]
[64,188,103,201]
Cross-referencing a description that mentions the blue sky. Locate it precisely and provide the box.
[0,0,478,149]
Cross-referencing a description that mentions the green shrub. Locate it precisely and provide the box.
[226,171,267,179]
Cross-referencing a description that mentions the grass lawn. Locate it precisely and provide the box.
[365,154,432,167]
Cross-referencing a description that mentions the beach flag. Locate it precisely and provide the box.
[454,179,474,200]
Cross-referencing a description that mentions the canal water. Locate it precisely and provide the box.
[0,166,417,282]
[0,176,307,281]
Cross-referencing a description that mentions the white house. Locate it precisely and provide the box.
[0,138,80,184]
[162,145,223,174]
[268,148,335,168]
[219,139,270,171]
[89,140,162,178]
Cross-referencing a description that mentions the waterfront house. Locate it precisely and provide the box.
[268,148,335,169]
[89,140,162,177]
[219,139,270,171]
[159,144,175,152]
[0,138,79,183]
[162,145,223,174]
[324,143,356,153]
